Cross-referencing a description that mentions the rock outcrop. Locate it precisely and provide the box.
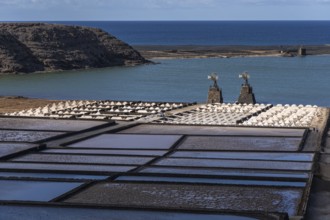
[0,23,148,74]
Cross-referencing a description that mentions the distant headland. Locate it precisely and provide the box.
[134,45,330,59]
[0,23,149,74]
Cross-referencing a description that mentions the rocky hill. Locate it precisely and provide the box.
[0,23,149,74]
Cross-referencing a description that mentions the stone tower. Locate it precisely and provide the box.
[237,72,256,104]
[207,73,223,103]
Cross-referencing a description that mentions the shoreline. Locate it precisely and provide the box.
[134,45,330,59]
[1,45,329,75]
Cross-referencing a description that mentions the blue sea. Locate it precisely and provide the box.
[51,21,330,46]
[1,21,330,106]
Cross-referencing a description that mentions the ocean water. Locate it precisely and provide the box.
[1,21,330,106]
[49,21,330,46]
[1,55,329,106]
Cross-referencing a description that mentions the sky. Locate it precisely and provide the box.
[0,0,329,21]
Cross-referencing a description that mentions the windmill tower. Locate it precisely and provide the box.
[207,73,223,103]
[237,72,256,104]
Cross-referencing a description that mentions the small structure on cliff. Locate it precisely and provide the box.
[237,72,256,104]
[207,73,223,103]
[298,47,307,56]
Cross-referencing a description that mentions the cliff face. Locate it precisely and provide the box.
[0,23,148,74]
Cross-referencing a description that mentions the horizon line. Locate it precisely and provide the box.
[1,19,330,22]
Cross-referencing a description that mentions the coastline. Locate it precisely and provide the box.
[134,45,330,59]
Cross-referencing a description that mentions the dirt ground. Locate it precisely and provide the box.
[0,96,59,114]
